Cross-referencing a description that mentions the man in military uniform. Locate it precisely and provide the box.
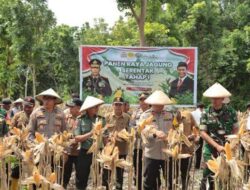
[103,97,130,190]
[82,59,112,97]
[29,88,67,139]
[0,98,12,136]
[140,90,174,190]
[130,92,150,190]
[63,98,83,189]
[11,97,35,129]
[199,83,238,190]
[74,96,105,190]
[0,98,12,119]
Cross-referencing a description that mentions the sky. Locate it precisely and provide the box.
[47,0,125,27]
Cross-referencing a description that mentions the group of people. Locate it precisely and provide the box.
[0,81,249,190]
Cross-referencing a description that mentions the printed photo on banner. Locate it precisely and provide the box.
[79,46,198,106]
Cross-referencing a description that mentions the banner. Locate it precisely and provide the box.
[79,46,198,105]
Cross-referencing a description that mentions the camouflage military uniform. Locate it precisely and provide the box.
[0,108,7,118]
[200,105,238,161]
[0,108,8,137]
[82,75,112,97]
[199,105,238,190]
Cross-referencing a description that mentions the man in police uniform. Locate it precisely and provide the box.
[82,59,112,97]
[130,92,150,190]
[12,96,35,129]
[199,83,238,190]
[29,88,67,139]
[141,90,174,190]
[74,96,105,190]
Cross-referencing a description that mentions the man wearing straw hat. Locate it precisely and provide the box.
[140,90,174,190]
[29,88,67,139]
[10,98,23,118]
[74,96,105,190]
[199,82,238,190]
[130,92,150,190]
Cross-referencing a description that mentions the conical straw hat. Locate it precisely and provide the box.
[35,88,62,104]
[80,96,104,112]
[14,98,23,104]
[203,82,231,98]
[145,90,173,105]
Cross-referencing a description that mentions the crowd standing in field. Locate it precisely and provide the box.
[0,70,250,190]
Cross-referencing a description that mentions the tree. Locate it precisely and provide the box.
[0,0,18,97]
[43,25,79,95]
[77,18,111,45]
[10,0,55,96]
[180,0,222,99]
[109,17,139,46]
[116,0,147,46]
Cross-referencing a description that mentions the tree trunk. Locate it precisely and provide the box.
[139,0,147,46]
[32,64,36,96]
[129,0,147,47]
[25,67,30,97]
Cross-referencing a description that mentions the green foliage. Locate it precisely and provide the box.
[144,22,169,46]
[109,18,139,46]
[0,0,249,109]
[174,91,193,105]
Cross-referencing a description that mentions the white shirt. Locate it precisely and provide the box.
[191,108,203,126]
[179,75,188,82]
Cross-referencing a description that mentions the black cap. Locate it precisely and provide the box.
[89,59,102,67]
[2,98,12,105]
[23,96,35,106]
[66,98,83,107]
[177,62,188,68]
[113,97,124,104]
